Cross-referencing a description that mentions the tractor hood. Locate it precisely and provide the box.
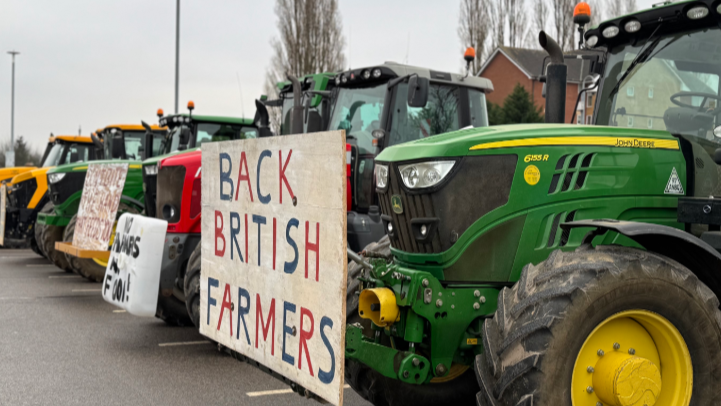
[375,124,679,162]
[160,149,201,168]
[0,167,36,184]
[11,167,53,185]
[143,147,199,168]
[50,159,142,173]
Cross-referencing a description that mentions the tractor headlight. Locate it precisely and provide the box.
[375,164,389,188]
[372,68,382,78]
[602,25,619,38]
[398,161,455,189]
[144,165,158,176]
[586,35,599,48]
[48,173,66,184]
[687,5,709,20]
[162,204,177,221]
[624,19,641,33]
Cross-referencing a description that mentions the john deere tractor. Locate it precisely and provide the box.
[36,123,167,275]
[2,135,98,254]
[345,2,721,405]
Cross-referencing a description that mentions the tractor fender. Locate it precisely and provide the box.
[562,219,721,297]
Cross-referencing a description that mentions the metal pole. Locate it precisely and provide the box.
[174,0,180,114]
[8,51,19,153]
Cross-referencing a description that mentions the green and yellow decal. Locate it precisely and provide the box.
[470,136,679,151]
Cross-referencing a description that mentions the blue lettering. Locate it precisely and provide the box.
[252,214,267,266]
[236,287,251,345]
[207,277,219,325]
[318,316,335,384]
[282,301,296,366]
[284,218,299,274]
[257,150,272,204]
[219,153,234,201]
[230,212,244,263]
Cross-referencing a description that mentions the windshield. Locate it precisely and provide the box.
[161,126,183,155]
[328,84,385,154]
[196,122,257,146]
[597,28,721,143]
[42,143,64,167]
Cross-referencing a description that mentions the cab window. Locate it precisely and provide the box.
[196,123,252,146]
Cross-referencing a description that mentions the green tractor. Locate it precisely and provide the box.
[37,123,167,278]
[345,2,721,405]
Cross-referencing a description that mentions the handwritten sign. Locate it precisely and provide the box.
[200,131,347,405]
[73,163,128,251]
[0,184,6,246]
[102,213,167,316]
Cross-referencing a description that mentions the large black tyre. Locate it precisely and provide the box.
[29,232,43,257]
[37,202,73,272]
[475,245,721,406]
[34,202,53,258]
[156,294,193,327]
[344,235,478,406]
[63,202,139,282]
[184,242,202,328]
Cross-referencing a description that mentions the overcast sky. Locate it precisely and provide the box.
[1,0,659,152]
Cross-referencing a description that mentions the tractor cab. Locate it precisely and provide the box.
[329,62,493,251]
[267,72,335,135]
[94,124,167,161]
[583,0,721,216]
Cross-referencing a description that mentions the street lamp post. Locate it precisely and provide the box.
[8,51,19,167]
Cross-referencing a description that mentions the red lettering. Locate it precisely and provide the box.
[298,307,314,376]
[255,295,276,355]
[215,210,226,257]
[273,217,277,270]
[279,150,294,204]
[305,222,320,281]
[217,283,233,336]
[235,151,254,202]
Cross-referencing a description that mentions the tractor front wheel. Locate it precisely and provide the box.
[344,236,478,406]
[475,245,721,406]
[184,242,202,328]
[37,202,72,272]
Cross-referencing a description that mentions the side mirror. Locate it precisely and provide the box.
[714,125,721,138]
[407,76,429,108]
[111,136,125,159]
[180,126,191,146]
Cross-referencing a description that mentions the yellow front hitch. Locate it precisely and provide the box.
[359,288,400,327]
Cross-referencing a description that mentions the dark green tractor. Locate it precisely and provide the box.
[346,2,721,405]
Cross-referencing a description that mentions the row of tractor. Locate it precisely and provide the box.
[5,1,721,404]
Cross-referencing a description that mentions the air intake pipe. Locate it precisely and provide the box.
[287,73,304,134]
[539,31,567,124]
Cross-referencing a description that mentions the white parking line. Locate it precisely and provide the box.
[72,289,102,292]
[158,341,211,347]
[112,310,126,313]
[49,275,80,279]
[247,385,351,397]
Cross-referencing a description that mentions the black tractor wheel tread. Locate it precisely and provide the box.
[156,295,193,327]
[183,242,202,328]
[40,221,73,272]
[33,202,55,258]
[474,245,721,406]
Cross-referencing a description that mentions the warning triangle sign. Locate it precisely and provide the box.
[664,167,684,195]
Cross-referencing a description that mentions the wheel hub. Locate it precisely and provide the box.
[592,351,662,406]
[571,310,692,406]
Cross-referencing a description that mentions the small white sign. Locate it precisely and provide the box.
[0,184,6,246]
[200,131,347,405]
[664,167,684,195]
[102,213,167,316]
[4,151,14,168]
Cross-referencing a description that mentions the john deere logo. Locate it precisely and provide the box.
[391,195,403,214]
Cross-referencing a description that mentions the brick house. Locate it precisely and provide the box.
[478,46,595,124]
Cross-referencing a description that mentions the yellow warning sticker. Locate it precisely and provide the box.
[524,165,540,185]
[467,338,478,345]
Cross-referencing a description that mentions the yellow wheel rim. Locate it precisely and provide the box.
[571,310,692,406]
[92,221,117,267]
[430,363,469,383]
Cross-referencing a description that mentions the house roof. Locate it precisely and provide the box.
[479,46,596,84]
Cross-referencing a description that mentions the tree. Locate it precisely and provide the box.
[458,0,492,70]
[487,102,505,126]
[494,84,544,125]
[0,136,44,167]
[264,0,346,133]
[551,0,576,51]
[533,0,550,36]
[607,0,637,19]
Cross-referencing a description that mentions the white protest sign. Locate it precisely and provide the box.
[73,163,128,251]
[0,184,6,246]
[200,131,347,405]
[102,213,167,316]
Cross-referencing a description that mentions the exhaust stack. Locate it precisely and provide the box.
[539,31,567,124]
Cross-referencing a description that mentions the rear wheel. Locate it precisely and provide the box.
[156,294,192,326]
[37,202,73,272]
[184,242,202,328]
[344,236,478,406]
[63,203,139,282]
[474,245,721,406]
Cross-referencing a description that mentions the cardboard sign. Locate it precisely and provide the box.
[0,184,6,246]
[102,213,167,316]
[200,131,347,405]
[73,163,128,251]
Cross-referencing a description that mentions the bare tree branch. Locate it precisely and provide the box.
[458,0,491,70]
